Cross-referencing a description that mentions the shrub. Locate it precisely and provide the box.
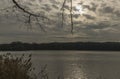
[0,53,35,79]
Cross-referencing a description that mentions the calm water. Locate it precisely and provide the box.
[1,51,120,79]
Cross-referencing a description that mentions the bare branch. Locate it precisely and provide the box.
[12,0,49,19]
[61,0,74,34]
[10,0,49,31]
[1,0,75,33]
[61,0,67,28]
[61,0,67,10]
[35,17,46,32]
[12,0,38,17]
[70,0,74,34]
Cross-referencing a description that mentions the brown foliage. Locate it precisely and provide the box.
[0,53,35,79]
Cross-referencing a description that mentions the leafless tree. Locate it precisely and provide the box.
[1,0,75,33]
[0,0,51,32]
[61,0,74,34]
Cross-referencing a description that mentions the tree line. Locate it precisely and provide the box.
[0,41,120,51]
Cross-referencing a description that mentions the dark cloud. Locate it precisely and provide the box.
[52,4,59,9]
[64,5,69,10]
[101,3,107,7]
[99,6,114,13]
[41,4,52,12]
[83,14,96,20]
[90,2,98,11]
[73,14,80,19]
[114,10,120,17]
[85,22,110,29]
[73,21,82,25]
[82,4,97,12]
[73,6,77,11]
[98,4,120,17]
[49,0,60,4]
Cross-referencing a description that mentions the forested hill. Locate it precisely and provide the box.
[0,42,120,51]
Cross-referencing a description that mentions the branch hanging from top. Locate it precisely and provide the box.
[61,0,67,27]
[1,0,50,32]
[61,0,74,34]
[70,0,74,34]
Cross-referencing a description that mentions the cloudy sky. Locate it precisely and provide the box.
[0,0,120,43]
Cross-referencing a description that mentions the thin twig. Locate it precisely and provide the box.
[70,0,74,34]
[61,0,67,27]
[61,0,74,34]
[35,17,46,32]
[11,0,49,31]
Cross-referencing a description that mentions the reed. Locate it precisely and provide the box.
[0,53,36,79]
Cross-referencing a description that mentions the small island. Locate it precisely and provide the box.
[0,41,120,51]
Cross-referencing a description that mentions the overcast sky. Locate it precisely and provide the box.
[0,0,120,43]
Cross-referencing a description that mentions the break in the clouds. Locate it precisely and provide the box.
[0,0,120,43]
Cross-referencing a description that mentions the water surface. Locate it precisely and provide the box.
[1,51,120,79]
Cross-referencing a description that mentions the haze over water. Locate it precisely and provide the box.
[1,51,120,79]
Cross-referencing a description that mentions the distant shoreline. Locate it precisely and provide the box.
[0,41,120,51]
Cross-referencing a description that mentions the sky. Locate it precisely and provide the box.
[0,0,120,43]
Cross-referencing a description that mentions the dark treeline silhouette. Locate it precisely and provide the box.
[0,41,120,51]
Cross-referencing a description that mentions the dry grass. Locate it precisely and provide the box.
[0,53,63,79]
[0,53,36,79]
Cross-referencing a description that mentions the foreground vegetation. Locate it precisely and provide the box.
[0,53,49,79]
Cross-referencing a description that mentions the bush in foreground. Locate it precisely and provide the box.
[0,53,35,79]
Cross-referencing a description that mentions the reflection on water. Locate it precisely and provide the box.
[1,51,120,79]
